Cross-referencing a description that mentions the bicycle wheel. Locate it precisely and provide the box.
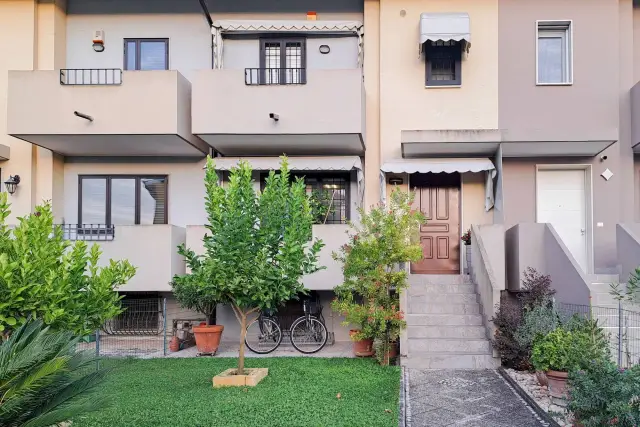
[290,316,328,354]
[245,317,282,354]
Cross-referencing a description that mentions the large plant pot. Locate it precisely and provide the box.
[193,325,224,354]
[465,245,472,275]
[349,330,374,357]
[546,370,569,404]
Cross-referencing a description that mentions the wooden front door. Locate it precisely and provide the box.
[410,173,461,274]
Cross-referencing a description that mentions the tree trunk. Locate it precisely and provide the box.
[238,312,247,376]
[206,313,213,326]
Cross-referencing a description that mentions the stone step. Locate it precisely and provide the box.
[408,293,478,305]
[408,283,477,296]
[588,274,619,283]
[408,274,471,286]
[406,313,484,326]
[408,302,481,315]
[408,325,487,339]
[589,282,616,293]
[401,353,500,369]
[408,338,491,353]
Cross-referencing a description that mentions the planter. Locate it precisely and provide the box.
[535,371,549,387]
[546,370,569,405]
[169,336,180,352]
[349,329,374,357]
[465,244,472,275]
[213,368,268,388]
[193,325,224,355]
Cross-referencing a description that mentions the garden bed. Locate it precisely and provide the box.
[72,357,400,427]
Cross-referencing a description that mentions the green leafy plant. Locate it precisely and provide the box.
[514,304,560,352]
[568,360,640,427]
[0,193,135,337]
[610,267,640,304]
[309,189,336,225]
[332,190,425,365]
[0,319,111,427]
[174,156,323,375]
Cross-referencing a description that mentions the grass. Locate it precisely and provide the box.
[73,357,401,427]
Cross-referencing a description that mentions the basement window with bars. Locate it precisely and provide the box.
[424,40,462,86]
[260,173,350,224]
[79,175,168,227]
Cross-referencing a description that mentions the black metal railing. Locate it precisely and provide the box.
[58,224,115,241]
[244,68,306,86]
[103,298,165,335]
[60,68,122,85]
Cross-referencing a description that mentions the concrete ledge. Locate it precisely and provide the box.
[213,367,268,388]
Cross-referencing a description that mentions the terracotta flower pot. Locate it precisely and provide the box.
[169,336,180,352]
[193,325,224,354]
[546,370,569,400]
[349,329,374,357]
[535,371,548,387]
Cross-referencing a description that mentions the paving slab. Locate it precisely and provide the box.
[406,369,548,427]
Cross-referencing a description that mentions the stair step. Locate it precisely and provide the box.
[589,282,616,293]
[408,325,487,339]
[409,293,478,305]
[408,338,491,353]
[408,274,471,286]
[401,353,499,369]
[408,302,480,315]
[407,314,484,326]
[588,274,620,283]
[409,284,476,295]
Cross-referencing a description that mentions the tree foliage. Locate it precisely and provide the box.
[0,194,135,336]
[0,319,111,427]
[174,156,323,374]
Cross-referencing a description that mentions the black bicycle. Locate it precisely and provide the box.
[245,299,328,354]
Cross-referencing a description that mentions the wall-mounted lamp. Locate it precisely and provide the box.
[92,30,105,52]
[4,175,20,195]
[319,44,331,54]
[388,177,404,185]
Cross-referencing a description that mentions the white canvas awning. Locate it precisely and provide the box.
[212,20,364,69]
[210,156,364,204]
[380,158,496,211]
[420,12,471,52]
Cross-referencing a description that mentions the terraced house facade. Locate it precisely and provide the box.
[3,0,640,366]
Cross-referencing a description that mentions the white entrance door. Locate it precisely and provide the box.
[537,169,588,272]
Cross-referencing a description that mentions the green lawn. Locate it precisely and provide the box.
[73,357,401,427]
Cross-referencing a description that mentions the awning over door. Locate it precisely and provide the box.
[210,156,364,203]
[380,158,495,211]
[419,12,471,51]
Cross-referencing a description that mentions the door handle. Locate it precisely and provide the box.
[580,229,586,235]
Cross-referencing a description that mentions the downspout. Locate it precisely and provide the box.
[197,0,214,68]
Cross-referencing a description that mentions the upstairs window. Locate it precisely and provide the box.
[259,38,306,84]
[424,41,462,86]
[536,21,572,85]
[124,39,169,71]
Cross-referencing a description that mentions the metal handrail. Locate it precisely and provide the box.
[244,68,307,85]
[57,223,115,241]
[60,68,123,85]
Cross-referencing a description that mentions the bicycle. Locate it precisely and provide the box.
[245,298,328,354]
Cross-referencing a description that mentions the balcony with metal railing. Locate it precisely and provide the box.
[192,68,365,156]
[7,69,209,157]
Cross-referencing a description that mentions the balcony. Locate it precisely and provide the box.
[62,224,186,292]
[192,68,365,156]
[7,70,209,157]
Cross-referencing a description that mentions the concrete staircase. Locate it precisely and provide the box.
[588,274,621,309]
[402,274,499,369]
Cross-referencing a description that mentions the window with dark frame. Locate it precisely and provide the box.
[124,39,169,71]
[259,173,350,224]
[424,40,462,86]
[259,38,306,85]
[78,176,168,228]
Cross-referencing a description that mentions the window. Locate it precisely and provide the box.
[124,39,169,71]
[424,41,462,86]
[537,21,572,84]
[79,176,168,226]
[260,173,349,224]
[259,38,306,84]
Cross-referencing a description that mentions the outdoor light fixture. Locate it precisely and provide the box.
[92,42,105,52]
[319,44,331,54]
[389,177,404,185]
[4,175,20,195]
[269,113,279,122]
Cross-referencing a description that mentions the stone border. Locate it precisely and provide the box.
[400,366,412,427]
[497,368,560,427]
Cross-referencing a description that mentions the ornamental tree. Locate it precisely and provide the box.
[175,156,323,375]
[0,193,136,337]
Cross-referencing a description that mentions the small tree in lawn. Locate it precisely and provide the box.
[176,156,323,375]
[0,193,136,337]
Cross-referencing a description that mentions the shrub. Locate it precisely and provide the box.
[569,361,640,427]
[0,194,135,336]
[518,267,555,310]
[492,297,528,369]
[515,304,560,351]
[0,319,111,427]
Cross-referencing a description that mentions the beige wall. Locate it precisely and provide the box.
[363,0,381,208]
[379,0,499,162]
[633,7,640,85]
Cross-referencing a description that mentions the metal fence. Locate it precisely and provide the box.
[559,302,640,369]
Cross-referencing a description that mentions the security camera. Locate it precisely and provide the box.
[600,155,608,161]
[269,113,279,122]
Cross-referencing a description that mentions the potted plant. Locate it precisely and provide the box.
[332,190,425,364]
[175,156,323,387]
[461,229,471,275]
[171,270,225,355]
